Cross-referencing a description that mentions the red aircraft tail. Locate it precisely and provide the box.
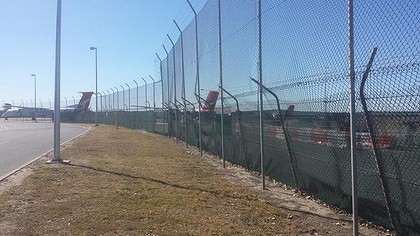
[201,91,219,113]
[75,92,94,113]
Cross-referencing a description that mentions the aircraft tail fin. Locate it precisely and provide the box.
[75,92,94,113]
[201,91,219,112]
[2,103,12,111]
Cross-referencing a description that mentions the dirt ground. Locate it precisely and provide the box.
[191,148,394,235]
[0,125,393,235]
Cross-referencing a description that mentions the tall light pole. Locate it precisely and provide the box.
[149,75,156,109]
[52,0,65,163]
[64,97,67,107]
[125,83,130,111]
[90,46,98,126]
[72,96,75,105]
[31,74,36,109]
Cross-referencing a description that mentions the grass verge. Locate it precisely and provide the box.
[0,125,388,235]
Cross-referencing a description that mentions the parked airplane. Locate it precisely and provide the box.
[1,92,93,119]
[1,103,12,116]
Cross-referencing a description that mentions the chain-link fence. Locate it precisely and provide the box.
[62,0,419,234]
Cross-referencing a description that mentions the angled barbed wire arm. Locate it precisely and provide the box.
[181,97,196,112]
[360,47,399,232]
[219,86,239,112]
[194,93,206,110]
[251,77,299,188]
[170,101,178,109]
[175,100,185,109]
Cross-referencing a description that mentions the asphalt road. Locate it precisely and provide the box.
[0,121,89,179]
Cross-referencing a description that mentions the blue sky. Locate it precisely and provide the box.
[0,0,207,106]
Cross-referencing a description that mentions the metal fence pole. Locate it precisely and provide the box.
[141,77,148,131]
[219,87,248,168]
[218,0,225,168]
[258,0,265,190]
[251,78,298,188]
[133,80,138,129]
[106,90,111,111]
[120,85,125,111]
[348,0,358,234]
[182,96,197,148]
[174,20,187,146]
[167,34,178,142]
[156,53,166,134]
[162,45,171,138]
[186,0,202,156]
[149,75,156,109]
[114,86,119,111]
[156,53,164,109]
[360,47,398,232]
[125,83,130,112]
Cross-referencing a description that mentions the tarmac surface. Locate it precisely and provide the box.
[0,120,88,180]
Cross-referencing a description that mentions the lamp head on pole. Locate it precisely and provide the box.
[90,47,96,50]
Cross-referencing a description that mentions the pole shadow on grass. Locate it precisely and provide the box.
[65,162,350,223]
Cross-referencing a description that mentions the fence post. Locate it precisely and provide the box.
[348,0,358,234]
[149,75,156,109]
[186,0,202,156]
[174,20,188,148]
[156,53,166,134]
[167,34,178,142]
[218,0,225,168]
[219,87,249,168]
[155,53,164,108]
[162,45,171,138]
[251,78,299,188]
[257,0,265,190]
[360,47,399,232]
[133,80,139,130]
[182,97,197,148]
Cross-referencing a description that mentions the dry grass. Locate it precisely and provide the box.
[0,125,389,235]
[0,126,292,235]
